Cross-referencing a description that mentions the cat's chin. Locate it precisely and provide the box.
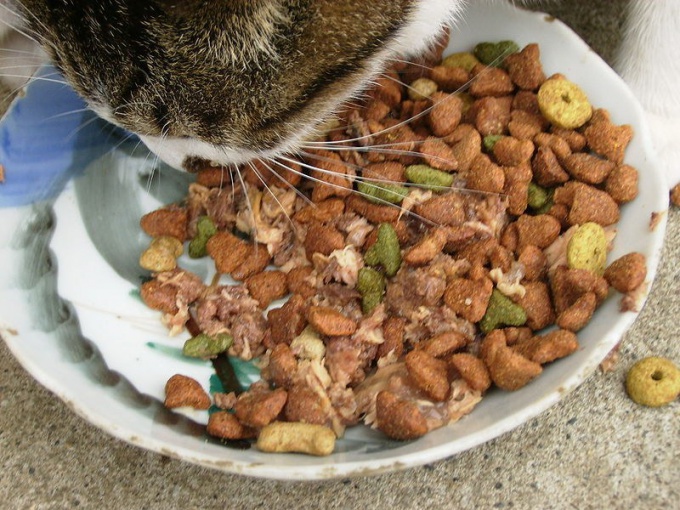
[139,134,266,171]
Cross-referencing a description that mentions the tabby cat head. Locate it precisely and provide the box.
[15,0,461,169]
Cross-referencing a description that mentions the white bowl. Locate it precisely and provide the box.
[0,1,667,479]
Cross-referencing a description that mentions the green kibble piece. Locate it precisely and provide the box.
[567,222,608,275]
[357,267,386,314]
[474,40,520,68]
[527,182,552,210]
[183,333,233,359]
[188,216,218,258]
[364,223,402,277]
[483,135,503,152]
[404,164,454,191]
[442,52,480,72]
[357,181,409,205]
[479,289,527,333]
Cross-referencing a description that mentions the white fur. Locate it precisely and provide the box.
[615,0,680,186]
[1,0,679,187]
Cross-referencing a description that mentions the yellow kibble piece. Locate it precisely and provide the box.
[538,78,592,129]
[567,222,608,275]
[139,235,184,272]
[256,421,336,456]
[408,78,438,101]
[625,357,680,407]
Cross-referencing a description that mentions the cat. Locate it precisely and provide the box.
[1,0,679,186]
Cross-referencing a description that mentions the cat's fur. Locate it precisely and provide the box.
[1,0,679,185]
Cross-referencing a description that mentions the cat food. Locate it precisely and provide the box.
[140,41,648,454]
[625,357,680,407]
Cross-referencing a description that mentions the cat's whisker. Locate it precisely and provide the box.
[258,158,314,207]
[0,9,45,48]
[0,73,66,85]
[307,55,512,150]
[230,163,259,241]
[246,161,297,231]
[64,113,105,141]
[388,57,436,72]
[42,107,92,121]
[299,143,459,171]
[275,154,444,228]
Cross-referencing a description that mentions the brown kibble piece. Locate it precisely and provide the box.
[483,334,543,391]
[405,350,451,402]
[267,343,298,389]
[378,316,406,360]
[516,281,555,331]
[268,294,308,345]
[429,65,470,92]
[207,231,250,274]
[605,164,639,204]
[245,271,289,308]
[604,252,647,293]
[444,277,494,323]
[568,183,620,226]
[307,306,357,336]
[284,383,329,425]
[140,206,188,242]
[556,291,597,332]
[513,329,579,364]
[415,192,466,226]
[231,243,272,281]
[469,65,515,97]
[518,245,547,281]
[428,92,463,137]
[140,279,179,314]
[448,124,482,173]
[420,136,458,171]
[466,154,505,194]
[532,146,569,187]
[449,353,492,392]
[404,227,448,266]
[562,153,615,185]
[285,266,316,298]
[418,330,468,358]
[206,411,257,440]
[584,120,633,164]
[493,136,535,166]
[164,374,211,410]
[504,43,546,91]
[375,391,428,441]
[234,388,288,428]
[304,221,345,259]
[515,214,562,251]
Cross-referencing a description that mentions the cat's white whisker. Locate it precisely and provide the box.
[258,158,314,207]
[246,161,297,231]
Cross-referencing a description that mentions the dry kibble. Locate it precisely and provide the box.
[257,422,336,456]
[604,252,647,293]
[625,357,680,407]
[605,164,639,204]
[164,374,211,410]
[408,77,438,100]
[537,78,592,129]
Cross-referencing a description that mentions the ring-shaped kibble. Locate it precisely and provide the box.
[625,356,680,407]
[537,78,592,129]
